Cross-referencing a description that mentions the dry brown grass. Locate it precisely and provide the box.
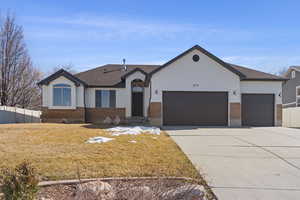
[0,123,199,181]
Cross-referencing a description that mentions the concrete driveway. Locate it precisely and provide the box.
[165,127,300,200]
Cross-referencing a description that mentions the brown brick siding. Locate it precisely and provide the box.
[85,108,125,123]
[276,104,282,126]
[41,107,85,123]
[148,102,162,126]
[230,103,241,127]
[230,103,241,119]
[148,102,161,118]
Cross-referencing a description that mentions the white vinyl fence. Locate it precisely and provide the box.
[283,107,300,128]
[0,106,41,124]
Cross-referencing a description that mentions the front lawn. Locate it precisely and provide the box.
[0,123,199,181]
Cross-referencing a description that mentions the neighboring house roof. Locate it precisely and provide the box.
[74,64,159,87]
[284,66,300,77]
[38,69,87,86]
[229,64,287,81]
[39,45,287,87]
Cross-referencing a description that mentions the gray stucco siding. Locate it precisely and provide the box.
[282,70,300,105]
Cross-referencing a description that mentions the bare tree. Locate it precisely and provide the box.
[0,13,42,109]
[276,66,289,76]
[49,63,77,75]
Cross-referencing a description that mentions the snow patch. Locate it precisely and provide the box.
[86,137,115,144]
[107,126,160,136]
[129,140,137,143]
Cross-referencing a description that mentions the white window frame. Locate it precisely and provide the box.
[101,90,110,108]
[95,90,112,108]
[53,84,72,107]
[292,70,296,79]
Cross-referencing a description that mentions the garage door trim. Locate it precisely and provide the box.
[241,93,275,127]
[162,91,229,126]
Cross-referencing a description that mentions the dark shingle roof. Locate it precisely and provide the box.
[290,66,300,71]
[74,64,159,87]
[72,63,286,87]
[229,63,287,81]
[39,45,287,87]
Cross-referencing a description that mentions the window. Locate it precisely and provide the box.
[53,84,71,106]
[132,86,143,92]
[95,90,116,108]
[292,70,296,79]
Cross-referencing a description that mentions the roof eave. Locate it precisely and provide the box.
[241,78,288,81]
[38,69,87,87]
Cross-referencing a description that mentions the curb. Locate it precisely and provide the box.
[38,176,197,187]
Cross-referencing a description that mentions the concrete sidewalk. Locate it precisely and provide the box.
[166,127,300,200]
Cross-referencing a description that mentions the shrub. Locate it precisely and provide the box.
[0,161,39,200]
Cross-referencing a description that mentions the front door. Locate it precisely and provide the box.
[132,92,143,117]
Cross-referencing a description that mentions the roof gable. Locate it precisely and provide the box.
[38,69,87,86]
[149,45,246,79]
[121,68,148,80]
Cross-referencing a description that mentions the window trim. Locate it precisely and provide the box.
[292,70,296,79]
[95,90,116,108]
[53,84,72,107]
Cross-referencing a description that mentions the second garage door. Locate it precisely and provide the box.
[242,94,274,126]
[163,91,228,126]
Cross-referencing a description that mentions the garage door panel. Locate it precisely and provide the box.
[163,92,228,126]
[242,94,274,126]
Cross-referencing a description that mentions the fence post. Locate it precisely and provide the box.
[14,107,17,123]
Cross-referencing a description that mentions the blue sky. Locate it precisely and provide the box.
[2,0,300,74]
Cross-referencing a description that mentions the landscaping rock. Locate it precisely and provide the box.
[103,117,112,124]
[160,184,205,200]
[74,180,115,200]
[61,118,68,123]
[116,186,154,200]
[113,116,121,125]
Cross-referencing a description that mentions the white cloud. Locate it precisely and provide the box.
[27,15,203,32]
[24,15,248,42]
[24,15,208,40]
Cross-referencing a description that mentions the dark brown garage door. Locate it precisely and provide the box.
[163,91,228,126]
[242,94,274,126]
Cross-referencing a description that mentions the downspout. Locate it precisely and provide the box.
[148,78,152,120]
[83,85,86,123]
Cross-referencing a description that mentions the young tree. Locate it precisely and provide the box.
[0,13,42,109]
